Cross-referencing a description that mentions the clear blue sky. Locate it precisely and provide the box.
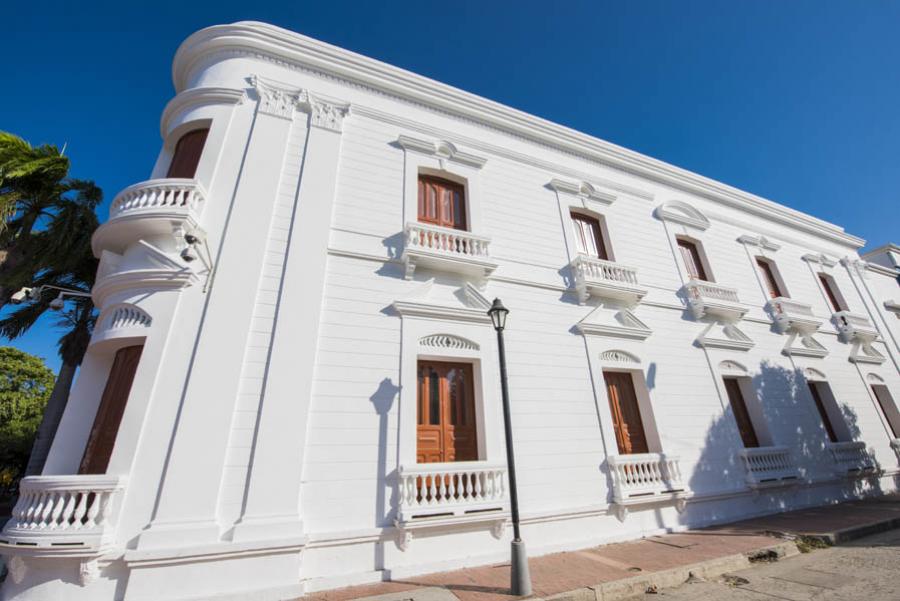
[5,0,898,372]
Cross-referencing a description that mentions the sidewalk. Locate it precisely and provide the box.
[304,495,900,601]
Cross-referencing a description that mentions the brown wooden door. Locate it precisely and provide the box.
[417,175,467,230]
[677,238,709,281]
[571,212,609,260]
[818,273,847,312]
[79,345,144,474]
[417,361,478,463]
[167,128,209,179]
[723,378,760,448]
[808,382,839,443]
[756,258,784,299]
[604,371,649,455]
[872,384,900,438]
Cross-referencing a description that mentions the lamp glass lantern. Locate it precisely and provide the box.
[488,298,509,331]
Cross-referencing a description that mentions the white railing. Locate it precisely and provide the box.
[685,279,741,304]
[572,254,640,287]
[1,475,126,552]
[768,297,814,318]
[739,446,799,487]
[397,462,508,522]
[767,297,821,333]
[832,311,878,340]
[607,453,686,503]
[827,441,876,476]
[109,178,206,220]
[404,222,492,261]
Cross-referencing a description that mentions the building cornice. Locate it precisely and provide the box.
[173,21,864,249]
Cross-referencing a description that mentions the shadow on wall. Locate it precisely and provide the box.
[688,360,884,526]
[370,377,400,570]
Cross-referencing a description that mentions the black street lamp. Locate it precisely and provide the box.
[488,298,532,597]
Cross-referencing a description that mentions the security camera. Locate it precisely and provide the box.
[184,230,206,246]
[10,287,33,304]
[49,294,65,311]
[180,246,198,262]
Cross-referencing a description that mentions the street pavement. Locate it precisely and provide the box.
[657,528,900,600]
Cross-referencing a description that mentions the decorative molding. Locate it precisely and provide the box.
[718,360,748,375]
[79,560,101,586]
[884,300,900,314]
[849,341,886,365]
[92,242,200,306]
[391,300,491,324]
[7,556,26,584]
[696,322,754,351]
[160,86,246,138]
[576,307,652,340]
[395,528,413,552]
[654,200,710,231]
[251,75,303,119]
[397,134,487,168]
[866,373,886,384]
[308,94,350,132]
[172,22,863,248]
[737,234,781,252]
[463,282,492,310]
[804,367,827,381]
[419,334,479,351]
[599,350,641,364]
[802,253,837,268]
[548,178,616,205]
[784,333,828,358]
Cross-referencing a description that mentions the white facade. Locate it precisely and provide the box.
[2,21,900,601]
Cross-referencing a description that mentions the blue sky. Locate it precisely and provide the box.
[5,1,899,371]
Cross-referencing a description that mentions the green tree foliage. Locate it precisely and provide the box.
[0,346,54,492]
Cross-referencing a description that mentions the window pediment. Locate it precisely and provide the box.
[419,334,479,351]
[655,200,710,231]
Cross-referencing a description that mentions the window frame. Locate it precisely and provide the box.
[817,272,849,313]
[166,127,210,179]
[676,236,714,282]
[570,210,614,261]
[755,256,789,299]
[417,174,468,231]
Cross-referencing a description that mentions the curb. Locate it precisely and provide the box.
[797,516,900,545]
[538,541,799,601]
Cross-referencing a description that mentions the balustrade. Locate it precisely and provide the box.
[402,222,496,279]
[738,446,799,488]
[397,462,508,522]
[684,279,746,320]
[767,297,822,334]
[827,441,876,476]
[571,254,646,303]
[607,453,687,504]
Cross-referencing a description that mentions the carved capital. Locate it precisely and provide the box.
[251,76,302,120]
[307,95,350,132]
[396,529,413,552]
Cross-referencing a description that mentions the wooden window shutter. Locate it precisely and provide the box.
[677,238,708,281]
[570,212,609,260]
[723,378,759,448]
[818,274,847,312]
[756,258,784,298]
[79,345,144,474]
[166,128,209,179]
[416,175,467,230]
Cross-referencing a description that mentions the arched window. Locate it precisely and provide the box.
[570,211,611,260]
[167,128,209,179]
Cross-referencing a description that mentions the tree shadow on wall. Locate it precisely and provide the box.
[688,360,884,528]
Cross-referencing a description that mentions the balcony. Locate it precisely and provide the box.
[827,441,876,477]
[401,222,497,280]
[571,254,647,304]
[739,446,799,489]
[607,453,689,520]
[767,297,823,334]
[832,311,879,343]
[684,279,748,321]
[92,178,206,254]
[0,475,126,556]
[396,461,509,523]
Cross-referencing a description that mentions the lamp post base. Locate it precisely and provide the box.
[510,539,532,596]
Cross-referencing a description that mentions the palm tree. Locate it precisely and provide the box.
[0,132,72,308]
[0,131,102,475]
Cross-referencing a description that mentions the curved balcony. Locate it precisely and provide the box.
[401,221,497,280]
[832,311,879,343]
[739,446,799,489]
[607,453,689,520]
[684,279,747,321]
[0,475,126,556]
[571,254,646,304]
[767,297,823,335]
[92,178,206,254]
[827,441,876,477]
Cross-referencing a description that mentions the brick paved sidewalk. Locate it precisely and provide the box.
[304,495,900,601]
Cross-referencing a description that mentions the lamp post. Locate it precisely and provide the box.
[488,298,532,597]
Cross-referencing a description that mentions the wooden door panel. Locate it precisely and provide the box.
[417,360,477,463]
[79,345,144,474]
[723,378,760,448]
[604,371,649,455]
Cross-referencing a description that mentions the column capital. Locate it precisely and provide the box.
[250,75,303,120]
[306,94,350,132]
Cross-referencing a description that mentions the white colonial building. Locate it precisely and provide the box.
[2,21,899,601]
